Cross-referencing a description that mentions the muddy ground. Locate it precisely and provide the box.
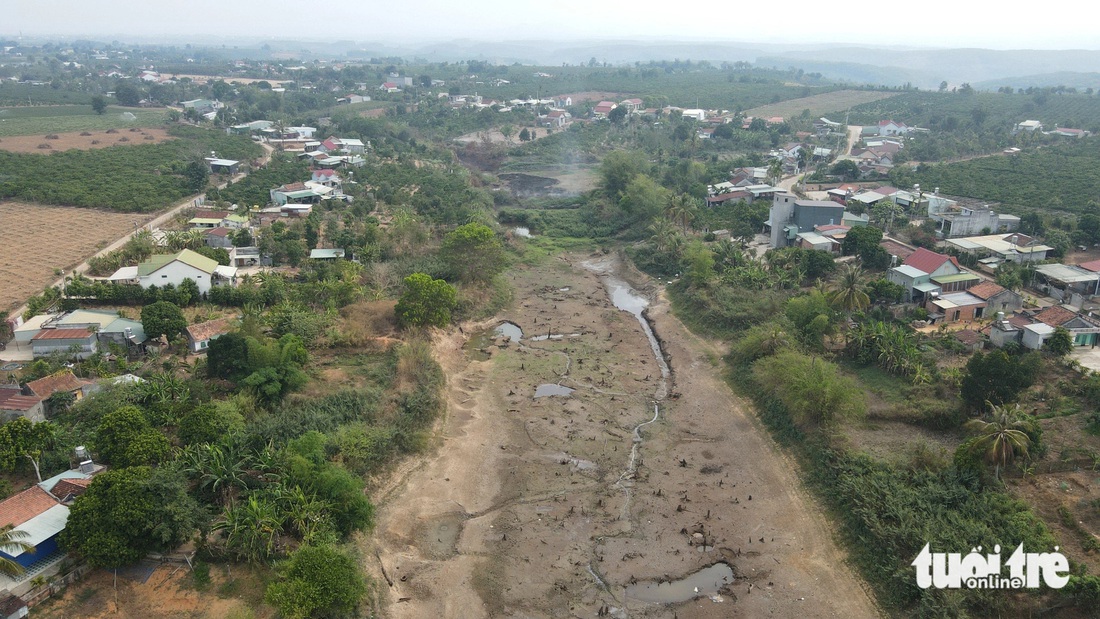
[369,253,879,618]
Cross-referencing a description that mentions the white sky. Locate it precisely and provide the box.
[8,0,1100,50]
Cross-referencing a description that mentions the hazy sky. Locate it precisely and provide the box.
[9,0,1100,50]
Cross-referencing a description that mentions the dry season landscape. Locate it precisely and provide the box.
[0,128,174,153]
[368,253,878,618]
[0,202,142,313]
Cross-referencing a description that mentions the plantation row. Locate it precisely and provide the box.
[0,126,261,211]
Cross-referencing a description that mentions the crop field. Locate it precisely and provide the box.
[0,127,174,153]
[0,105,167,137]
[0,202,143,314]
[743,89,900,119]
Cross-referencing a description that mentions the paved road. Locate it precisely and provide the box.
[4,143,274,325]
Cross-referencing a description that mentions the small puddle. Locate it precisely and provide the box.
[495,321,523,342]
[535,383,574,398]
[625,562,735,604]
[513,227,532,238]
[464,322,524,360]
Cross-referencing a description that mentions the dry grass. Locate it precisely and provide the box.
[743,89,900,120]
[337,300,398,349]
[0,202,144,314]
[0,128,173,153]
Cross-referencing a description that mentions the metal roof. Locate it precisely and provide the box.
[914,282,941,292]
[1035,263,1099,284]
[310,248,346,259]
[931,273,980,284]
[138,249,218,277]
[892,265,928,279]
[9,504,68,555]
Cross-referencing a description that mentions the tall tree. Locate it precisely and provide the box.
[141,301,187,340]
[395,273,456,328]
[829,264,870,313]
[440,223,505,283]
[265,545,367,619]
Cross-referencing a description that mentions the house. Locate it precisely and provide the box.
[927,291,987,323]
[185,318,233,353]
[0,486,67,571]
[619,98,643,113]
[25,371,90,403]
[593,101,617,117]
[228,246,271,268]
[681,109,707,122]
[1050,127,1090,138]
[136,249,236,296]
[903,248,965,280]
[768,194,856,249]
[203,227,234,249]
[30,328,98,360]
[188,210,229,229]
[1033,305,1100,347]
[966,281,1023,314]
[888,265,934,302]
[204,158,240,175]
[876,120,910,136]
[540,109,570,128]
[1033,263,1100,305]
[946,233,1050,263]
[270,182,326,206]
[379,82,401,93]
[310,248,346,260]
[0,388,44,423]
[53,309,146,351]
[1015,120,1043,133]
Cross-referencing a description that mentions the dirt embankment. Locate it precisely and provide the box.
[369,254,878,618]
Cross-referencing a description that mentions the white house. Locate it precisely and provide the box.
[185,317,233,353]
[877,120,910,136]
[1015,120,1043,133]
[135,249,236,296]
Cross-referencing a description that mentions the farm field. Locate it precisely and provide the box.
[0,127,174,153]
[0,105,167,137]
[0,202,142,314]
[743,89,899,119]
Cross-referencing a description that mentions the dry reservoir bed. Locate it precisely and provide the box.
[370,253,878,618]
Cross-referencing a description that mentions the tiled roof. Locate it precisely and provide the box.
[31,328,93,341]
[0,486,59,529]
[0,390,42,412]
[205,226,231,237]
[967,281,1007,300]
[185,317,233,343]
[903,248,959,274]
[1035,306,1077,327]
[25,371,86,398]
[0,595,26,615]
[279,182,308,192]
[1077,259,1100,272]
[50,478,91,501]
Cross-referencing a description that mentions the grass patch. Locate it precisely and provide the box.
[0,105,167,137]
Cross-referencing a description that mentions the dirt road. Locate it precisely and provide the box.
[369,253,879,618]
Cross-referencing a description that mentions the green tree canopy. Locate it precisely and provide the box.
[61,467,203,568]
[141,300,187,341]
[440,223,505,283]
[395,273,456,328]
[598,150,648,199]
[94,405,170,467]
[91,95,107,115]
[265,545,367,619]
[960,350,1040,411]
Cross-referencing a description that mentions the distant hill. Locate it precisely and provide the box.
[972,72,1100,91]
[769,47,1100,89]
[754,56,937,88]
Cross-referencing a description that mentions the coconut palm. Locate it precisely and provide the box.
[665,194,698,234]
[184,229,206,250]
[829,264,870,313]
[0,526,33,577]
[964,404,1032,480]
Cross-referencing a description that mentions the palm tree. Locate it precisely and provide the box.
[829,264,870,313]
[964,405,1032,480]
[648,220,680,254]
[0,526,33,577]
[767,159,784,186]
[184,229,205,250]
[666,194,698,234]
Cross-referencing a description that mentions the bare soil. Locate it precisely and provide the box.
[0,202,145,313]
[31,563,270,619]
[0,128,173,153]
[368,253,879,617]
